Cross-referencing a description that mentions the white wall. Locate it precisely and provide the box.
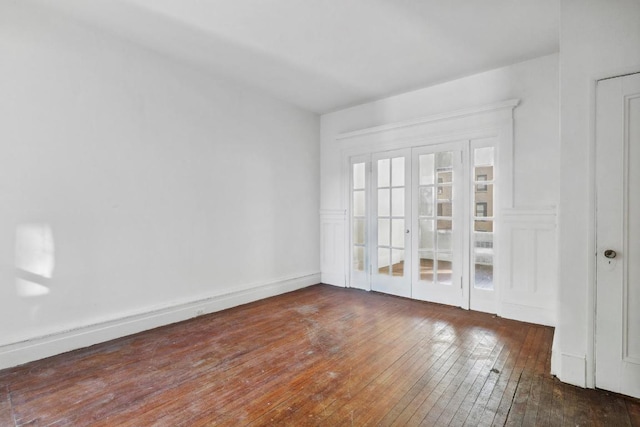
[556,0,640,387]
[320,54,560,325]
[0,2,319,367]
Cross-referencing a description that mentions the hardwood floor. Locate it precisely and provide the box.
[1,284,638,426]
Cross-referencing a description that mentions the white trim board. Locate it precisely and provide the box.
[560,353,587,388]
[336,99,520,141]
[0,273,320,370]
[500,302,556,327]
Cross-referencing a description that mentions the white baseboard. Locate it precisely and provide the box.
[559,353,586,387]
[320,273,345,287]
[499,301,556,326]
[0,273,320,370]
[550,331,561,377]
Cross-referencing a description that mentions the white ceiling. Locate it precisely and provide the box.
[43,0,559,114]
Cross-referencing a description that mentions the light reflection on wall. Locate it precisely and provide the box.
[15,223,55,297]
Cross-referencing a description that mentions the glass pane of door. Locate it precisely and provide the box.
[377,156,406,277]
[352,162,367,273]
[416,151,455,285]
[473,147,495,290]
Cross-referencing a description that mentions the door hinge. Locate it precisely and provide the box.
[460,277,463,289]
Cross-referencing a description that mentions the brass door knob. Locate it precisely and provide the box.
[604,249,617,259]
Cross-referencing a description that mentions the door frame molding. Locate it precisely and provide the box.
[340,99,519,311]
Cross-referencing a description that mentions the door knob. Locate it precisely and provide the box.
[604,249,617,259]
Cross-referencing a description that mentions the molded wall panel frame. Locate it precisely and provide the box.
[320,209,346,286]
[501,207,558,325]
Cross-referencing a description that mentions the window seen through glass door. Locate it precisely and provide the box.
[377,157,405,276]
[473,147,495,289]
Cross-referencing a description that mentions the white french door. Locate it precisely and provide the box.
[411,143,464,307]
[371,149,412,298]
[349,140,497,312]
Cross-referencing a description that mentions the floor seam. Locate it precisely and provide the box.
[8,386,18,427]
[502,371,522,427]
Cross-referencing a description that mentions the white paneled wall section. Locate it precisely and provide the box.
[500,208,558,326]
[320,209,346,287]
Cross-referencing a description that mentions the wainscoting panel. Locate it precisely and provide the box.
[499,208,558,326]
[320,209,346,286]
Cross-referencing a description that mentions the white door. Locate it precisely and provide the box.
[595,72,640,399]
[411,143,464,306]
[371,149,412,297]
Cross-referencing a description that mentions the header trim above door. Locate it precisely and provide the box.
[336,99,520,142]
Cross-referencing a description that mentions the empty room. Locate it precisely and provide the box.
[1,0,640,425]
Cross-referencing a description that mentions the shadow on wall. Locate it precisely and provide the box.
[15,223,55,298]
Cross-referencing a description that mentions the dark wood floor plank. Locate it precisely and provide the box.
[627,397,640,427]
[219,294,436,426]
[0,384,15,427]
[525,327,555,426]
[305,310,451,424]
[356,324,464,425]
[487,324,543,426]
[318,319,455,425]
[93,290,376,426]
[583,390,632,427]
[124,291,419,426]
[217,306,425,425]
[11,289,320,410]
[372,321,474,426]
[1,284,639,426]
[473,323,532,426]
[391,325,490,425]
[459,325,517,427]
[570,386,600,427]
[418,330,501,426]
[548,377,566,427]
[504,326,546,426]
[432,329,506,426]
